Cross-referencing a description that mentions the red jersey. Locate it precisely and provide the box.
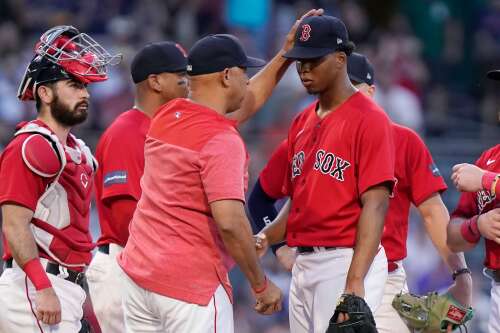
[451,145,500,269]
[382,125,447,262]
[284,93,395,247]
[94,109,151,247]
[118,99,249,305]
[259,139,288,199]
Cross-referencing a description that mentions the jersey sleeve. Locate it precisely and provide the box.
[199,132,247,203]
[0,137,46,211]
[356,110,395,195]
[259,139,288,200]
[97,129,144,202]
[405,129,448,206]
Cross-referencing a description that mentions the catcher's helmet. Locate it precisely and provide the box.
[18,25,122,101]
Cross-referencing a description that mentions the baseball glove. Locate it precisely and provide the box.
[326,294,377,333]
[392,291,473,332]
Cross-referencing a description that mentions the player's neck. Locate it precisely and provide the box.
[317,77,357,117]
[188,89,229,116]
[134,95,163,118]
[37,113,70,144]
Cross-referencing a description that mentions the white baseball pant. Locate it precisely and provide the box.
[0,258,85,333]
[289,247,388,333]
[120,267,234,333]
[489,279,500,333]
[374,261,411,333]
[86,243,125,333]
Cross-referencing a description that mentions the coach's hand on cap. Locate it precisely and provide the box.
[451,163,485,192]
[35,287,62,325]
[252,276,283,315]
[281,8,324,53]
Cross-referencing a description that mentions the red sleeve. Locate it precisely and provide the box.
[356,110,395,195]
[405,129,448,206]
[108,196,137,242]
[0,137,46,211]
[259,139,288,200]
[200,132,247,203]
[96,129,144,202]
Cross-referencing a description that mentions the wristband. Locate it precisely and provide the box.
[452,268,471,280]
[23,258,52,290]
[482,171,499,196]
[460,215,481,243]
[252,276,268,294]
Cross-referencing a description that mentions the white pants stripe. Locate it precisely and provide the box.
[120,267,234,333]
[289,247,388,333]
[489,280,500,333]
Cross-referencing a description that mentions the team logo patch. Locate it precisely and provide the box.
[447,305,466,322]
[80,173,89,189]
[299,24,311,42]
[104,171,128,187]
[292,151,305,178]
[429,162,441,177]
[313,149,351,181]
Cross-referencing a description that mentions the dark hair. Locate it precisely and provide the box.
[35,81,55,112]
[339,41,356,56]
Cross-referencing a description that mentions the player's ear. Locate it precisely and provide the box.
[221,68,231,88]
[368,85,376,97]
[37,84,55,104]
[335,52,346,68]
[147,74,162,93]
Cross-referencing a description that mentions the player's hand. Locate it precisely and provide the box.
[253,278,283,315]
[276,245,297,271]
[447,272,473,307]
[477,209,500,243]
[254,233,269,258]
[35,287,62,325]
[281,8,324,52]
[451,163,485,192]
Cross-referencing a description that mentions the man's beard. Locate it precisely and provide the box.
[50,95,88,127]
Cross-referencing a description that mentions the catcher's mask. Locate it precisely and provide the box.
[18,25,122,101]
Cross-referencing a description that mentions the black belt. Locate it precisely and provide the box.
[4,258,85,285]
[485,268,500,283]
[98,244,109,255]
[297,246,337,254]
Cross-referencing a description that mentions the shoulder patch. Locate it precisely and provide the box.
[104,171,128,187]
[21,134,62,177]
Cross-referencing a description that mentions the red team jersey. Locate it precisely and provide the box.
[284,92,395,247]
[382,124,447,262]
[452,144,500,269]
[259,139,288,199]
[94,109,151,247]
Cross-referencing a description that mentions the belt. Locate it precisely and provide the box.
[388,261,399,273]
[4,258,85,285]
[297,246,337,254]
[98,244,109,255]
[485,268,500,283]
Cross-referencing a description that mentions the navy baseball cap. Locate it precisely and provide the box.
[487,70,500,81]
[283,15,350,60]
[187,34,266,76]
[347,53,374,85]
[131,41,188,83]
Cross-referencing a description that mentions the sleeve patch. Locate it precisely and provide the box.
[429,162,441,177]
[104,171,128,187]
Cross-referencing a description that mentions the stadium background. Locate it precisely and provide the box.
[0,0,499,332]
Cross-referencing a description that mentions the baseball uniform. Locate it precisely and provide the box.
[374,124,448,333]
[86,109,150,333]
[0,120,96,332]
[451,144,500,333]
[284,94,395,333]
[117,98,249,333]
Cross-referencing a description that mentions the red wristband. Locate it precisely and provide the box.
[22,258,52,291]
[482,171,497,192]
[252,276,268,294]
[460,215,481,243]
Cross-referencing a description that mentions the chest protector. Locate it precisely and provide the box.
[15,122,98,267]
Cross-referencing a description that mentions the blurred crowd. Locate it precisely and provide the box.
[0,0,499,332]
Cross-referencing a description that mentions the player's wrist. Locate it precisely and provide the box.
[482,171,499,195]
[452,268,471,281]
[252,275,268,294]
[460,215,481,243]
[22,258,52,291]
